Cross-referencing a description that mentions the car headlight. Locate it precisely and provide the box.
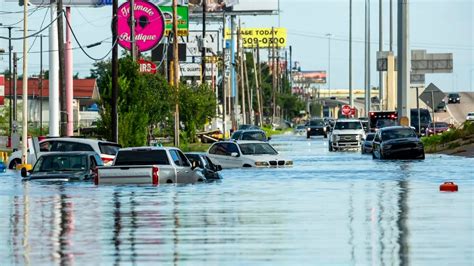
[255,161,269,167]
[307,128,311,131]
[285,160,293,166]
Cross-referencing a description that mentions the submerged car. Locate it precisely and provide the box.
[185,152,223,180]
[328,119,365,151]
[21,152,103,181]
[230,129,270,141]
[372,126,425,160]
[294,124,306,135]
[361,132,375,154]
[425,122,450,136]
[207,141,292,169]
[466,112,474,121]
[306,118,328,138]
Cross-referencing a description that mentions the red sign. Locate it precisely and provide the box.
[138,59,157,74]
[342,105,351,116]
[0,75,4,105]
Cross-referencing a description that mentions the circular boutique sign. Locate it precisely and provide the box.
[117,0,165,52]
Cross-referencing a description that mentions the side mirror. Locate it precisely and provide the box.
[267,137,272,141]
[216,165,223,171]
[21,167,28,178]
[230,152,239,157]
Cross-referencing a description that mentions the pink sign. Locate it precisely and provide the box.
[117,0,165,52]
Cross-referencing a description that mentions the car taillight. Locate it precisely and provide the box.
[152,166,159,186]
[101,157,114,165]
[93,167,99,185]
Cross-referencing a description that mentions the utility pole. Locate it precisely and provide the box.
[57,0,67,136]
[13,52,17,122]
[349,0,353,107]
[237,23,246,124]
[21,0,29,167]
[257,43,263,125]
[39,34,45,135]
[253,48,262,126]
[222,13,226,138]
[49,0,59,137]
[65,7,73,136]
[379,0,384,111]
[365,0,371,115]
[326,33,332,97]
[201,0,206,84]
[112,0,118,142]
[173,0,180,147]
[230,15,237,129]
[271,27,276,125]
[130,0,136,61]
[397,0,410,123]
[390,0,393,52]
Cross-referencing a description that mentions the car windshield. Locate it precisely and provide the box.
[296,125,305,130]
[365,134,375,141]
[334,121,362,130]
[238,143,278,155]
[241,131,266,141]
[376,119,397,128]
[99,143,121,156]
[449,93,459,97]
[429,122,449,128]
[33,154,88,172]
[309,120,325,126]
[381,128,417,141]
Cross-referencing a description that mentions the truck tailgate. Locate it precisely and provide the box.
[96,165,158,185]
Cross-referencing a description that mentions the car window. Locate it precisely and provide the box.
[209,143,228,156]
[94,154,104,166]
[186,154,203,168]
[382,128,417,141]
[90,155,97,169]
[241,131,266,141]
[226,143,240,155]
[34,154,88,172]
[231,131,242,140]
[39,141,52,152]
[51,141,94,152]
[309,120,324,126]
[114,150,170,165]
[365,134,375,141]
[204,156,215,170]
[176,150,191,167]
[239,143,278,155]
[99,142,121,156]
[334,121,362,130]
[374,133,381,142]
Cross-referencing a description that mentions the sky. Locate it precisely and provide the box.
[0,0,473,92]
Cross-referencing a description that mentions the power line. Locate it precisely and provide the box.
[0,12,61,40]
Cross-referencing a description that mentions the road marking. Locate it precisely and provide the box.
[446,105,459,125]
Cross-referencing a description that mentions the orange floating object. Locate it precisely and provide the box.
[440,182,458,192]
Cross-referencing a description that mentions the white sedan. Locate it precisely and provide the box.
[207,141,293,169]
[466,112,474,121]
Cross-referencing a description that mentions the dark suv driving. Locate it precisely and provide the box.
[306,118,328,138]
[448,93,461,104]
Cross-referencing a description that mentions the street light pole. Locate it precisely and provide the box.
[349,0,353,107]
[365,0,371,115]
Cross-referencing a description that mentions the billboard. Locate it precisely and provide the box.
[159,6,189,36]
[180,63,215,77]
[23,0,112,6]
[184,31,220,57]
[117,0,165,52]
[225,28,286,48]
[293,71,327,84]
[189,0,278,14]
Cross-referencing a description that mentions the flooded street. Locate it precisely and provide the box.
[0,134,473,265]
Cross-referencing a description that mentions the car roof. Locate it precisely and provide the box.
[378,126,414,131]
[38,151,98,156]
[40,137,118,145]
[335,119,361,122]
[119,146,178,151]
[215,140,268,145]
[184,152,206,156]
[233,129,265,133]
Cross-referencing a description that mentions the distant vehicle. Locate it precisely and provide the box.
[294,124,306,135]
[358,117,369,132]
[95,147,205,185]
[361,133,376,154]
[435,101,447,112]
[306,118,328,138]
[185,152,223,180]
[238,124,260,130]
[375,119,398,131]
[328,119,365,151]
[466,112,474,121]
[207,141,292,169]
[230,130,270,141]
[7,138,121,169]
[368,111,398,132]
[448,93,461,104]
[21,152,103,181]
[372,126,425,160]
[410,108,432,136]
[425,122,450,136]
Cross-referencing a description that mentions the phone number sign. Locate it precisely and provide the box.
[225,28,287,48]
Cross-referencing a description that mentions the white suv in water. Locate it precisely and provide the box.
[328,119,366,151]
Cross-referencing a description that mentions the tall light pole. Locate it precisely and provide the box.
[378,0,383,110]
[326,33,332,97]
[39,34,47,135]
[397,0,410,122]
[112,0,118,142]
[21,0,30,168]
[173,0,180,147]
[365,0,371,115]
[349,0,353,107]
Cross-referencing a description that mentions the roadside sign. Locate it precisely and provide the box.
[225,28,287,48]
[138,59,157,74]
[419,83,446,109]
[342,105,351,116]
[185,31,219,57]
[159,6,189,36]
[0,75,4,105]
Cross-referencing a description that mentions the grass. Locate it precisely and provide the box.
[422,121,474,152]
[261,126,293,137]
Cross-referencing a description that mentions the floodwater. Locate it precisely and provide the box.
[0,134,473,265]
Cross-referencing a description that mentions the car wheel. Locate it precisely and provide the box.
[9,159,21,170]
[307,134,310,139]
[324,133,327,139]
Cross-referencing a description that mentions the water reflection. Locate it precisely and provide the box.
[0,136,472,265]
